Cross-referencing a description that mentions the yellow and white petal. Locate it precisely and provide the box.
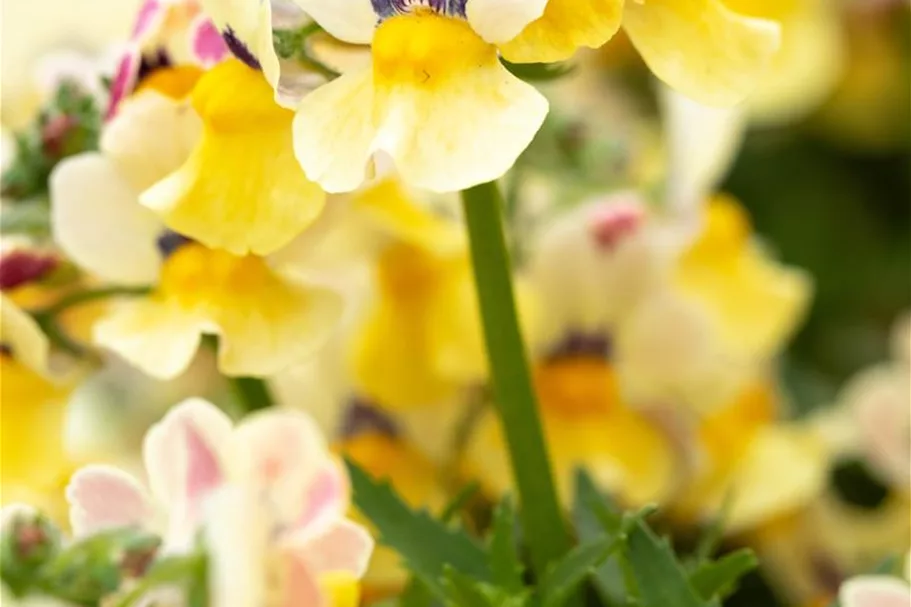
[726,0,845,125]
[722,425,828,533]
[94,298,207,380]
[371,15,548,192]
[622,0,781,106]
[199,0,281,91]
[50,153,162,285]
[101,83,203,192]
[142,60,325,256]
[465,0,548,44]
[290,0,377,44]
[212,275,342,378]
[293,68,379,194]
[0,294,49,375]
[496,0,623,63]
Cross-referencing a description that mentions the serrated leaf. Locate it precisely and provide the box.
[488,498,525,593]
[502,59,576,82]
[399,579,436,607]
[689,549,757,600]
[625,519,708,607]
[540,536,618,607]
[346,460,491,598]
[571,470,626,607]
[443,566,497,607]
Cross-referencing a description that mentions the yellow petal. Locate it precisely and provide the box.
[622,0,781,106]
[142,59,325,256]
[0,356,70,489]
[0,293,49,376]
[674,195,812,359]
[319,573,361,607]
[497,0,623,63]
[295,13,548,193]
[352,179,465,255]
[352,242,483,410]
[464,358,678,506]
[154,243,343,378]
[94,298,206,380]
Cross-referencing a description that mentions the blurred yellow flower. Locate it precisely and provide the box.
[349,180,487,410]
[465,357,679,507]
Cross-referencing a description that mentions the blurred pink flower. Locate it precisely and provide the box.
[839,575,911,607]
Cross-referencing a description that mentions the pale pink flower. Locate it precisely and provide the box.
[839,575,911,607]
[65,398,373,599]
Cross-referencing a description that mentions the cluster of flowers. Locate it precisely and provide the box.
[0,0,908,605]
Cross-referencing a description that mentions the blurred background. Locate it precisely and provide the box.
[1,1,909,606]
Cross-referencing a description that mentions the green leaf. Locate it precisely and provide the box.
[689,549,757,600]
[346,460,491,598]
[488,498,525,594]
[539,536,618,607]
[571,470,626,607]
[692,493,733,565]
[442,566,497,607]
[625,519,708,607]
[501,59,575,82]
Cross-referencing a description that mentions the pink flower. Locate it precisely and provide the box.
[66,399,373,604]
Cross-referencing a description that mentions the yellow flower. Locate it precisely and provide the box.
[95,242,342,380]
[673,195,812,361]
[339,432,448,602]
[727,0,845,124]
[348,180,488,410]
[142,59,326,256]
[464,357,679,507]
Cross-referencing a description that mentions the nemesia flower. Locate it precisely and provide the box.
[289,0,551,193]
[107,0,229,119]
[66,400,374,590]
[51,77,342,379]
[839,575,911,607]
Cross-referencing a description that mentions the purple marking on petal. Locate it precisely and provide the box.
[372,0,466,18]
[132,0,164,41]
[340,399,399,439]
[223,27,262,71]
[106,49,140,121]
[190,17,228,67]
[156,230,194,259]
[0,250,58,290]
[547,331,612,361]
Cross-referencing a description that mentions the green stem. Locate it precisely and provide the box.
[229,376,275,414]
[460,181,571,577]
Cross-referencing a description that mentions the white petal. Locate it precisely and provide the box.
[660,85,746,223]
[66,465,156,536]
[50,153,162,285]
[289,0,376,44]
[101,90,203,192]
[94,299,204,380]
[840,576,911,607]
[293,68,377,193]
[233,409,330,524]
[465,0,548,44]
[284,518,374,577]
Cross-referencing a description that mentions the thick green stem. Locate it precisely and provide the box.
[460,181,571,577]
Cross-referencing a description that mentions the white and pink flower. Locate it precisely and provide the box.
[65,398,373,605]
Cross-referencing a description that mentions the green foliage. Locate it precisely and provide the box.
[540,536,618,607]
[2,81,102,202]
[0,511,62,596]
[346,459,492,598]
[689,550,758,601]
[488,499,525,594]
[502,59,576,82]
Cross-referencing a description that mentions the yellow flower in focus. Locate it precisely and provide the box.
[319,572,362,607]
[465,357,679,507]
[142,59,326,256]
[349,180,488,410]
[339,432,448,602]
[674,195,812,361]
